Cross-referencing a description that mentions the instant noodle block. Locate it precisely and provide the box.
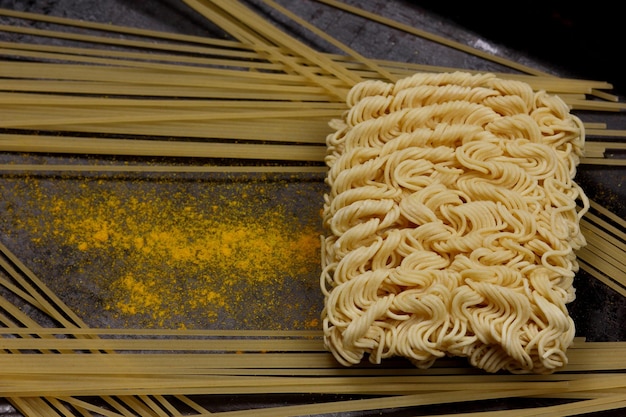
[320,71,589,374]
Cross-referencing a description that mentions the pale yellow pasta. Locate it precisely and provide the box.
[321,71,589,374]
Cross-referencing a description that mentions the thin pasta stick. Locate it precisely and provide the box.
[0,79,333,101]
[0,277,71,331]
[54,398,126,417]
[100,397,138,417]
[46,397,97,417]
[0,275,44,309]
[135,396,170,417]
[564,99,626,111]
[8,398,67,417]
[589,200,626,229]
[206,389,555,417]
[109,396,161,417]
[532,389,626,399]
[582,215,626,252]
[578,259,626,298]
[0,164,328,174]
[151,396,185,417]
[590,88,620,103]
[0,22,253,57]
[579,158,626,166]
[0,42,271,71]
[0,92,347,110]
[173,395,213,415]
[530,398,626,417]
[0,327,322,338]
[484,73,612,94]
[571,341,626,349]
[586,129,626,138]
[342,55,614,93]
[581,225,626,271]
[577,248,626,291]
[0,135,326,161]
[0,337,325,352]
[432,395,626,417]
[0,123,330,144]
[558,93,589,101]
[0,241,95,328]
[0,39,271,67]
[0,107,340,129]
[579,247,626,289]
[0,62,329,92]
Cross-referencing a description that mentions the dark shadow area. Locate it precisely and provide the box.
[412,1,624,97]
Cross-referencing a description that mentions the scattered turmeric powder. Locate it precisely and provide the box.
[0,171,326,330]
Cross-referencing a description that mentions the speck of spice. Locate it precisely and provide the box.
[0,172,325,330]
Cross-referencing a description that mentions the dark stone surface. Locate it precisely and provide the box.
[412,0,626,97]
[0,1,624,416]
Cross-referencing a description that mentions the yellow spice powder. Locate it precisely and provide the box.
[0,172,324,330]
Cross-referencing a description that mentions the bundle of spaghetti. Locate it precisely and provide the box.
[577,200,626,297]
[1,200,619,415]
[0,2,347,168]
[580,135,626,166]
[0,1,623,158]
[321,70,590,374]
[0,237,216,417]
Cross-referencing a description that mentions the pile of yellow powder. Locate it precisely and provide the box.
[0,171,324,330]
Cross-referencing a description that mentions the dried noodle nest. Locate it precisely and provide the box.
[320,71,589,374]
